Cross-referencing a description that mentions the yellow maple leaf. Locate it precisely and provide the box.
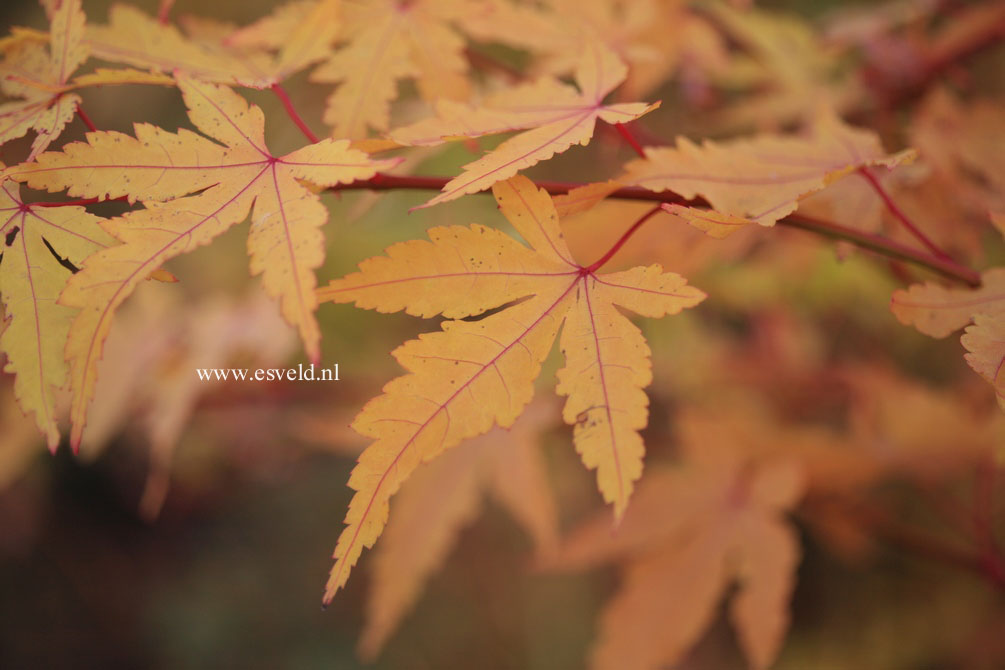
[389,43,658,208]
[0,0,87,158]
[623,109,914,236]
[0,174,114,450]
[85,5,285,88]
[891,269,1005,409]
[310,0,485,139]
[6,73,397,449]
[223,0,341,86]
[316,174,704,601]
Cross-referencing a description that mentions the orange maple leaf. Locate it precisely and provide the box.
[891,268,1005,409]
[357,397,559,660]
[623,109,914,237]
[550,410,806,670]
[5,73,397,449]
[389,43,658,208]
[316,174,704,602]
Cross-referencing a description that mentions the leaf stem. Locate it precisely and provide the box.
[614,122,647,159]
[585,205,662,272]
[331,173,982,287]
[75,103,97,133]
[271,84,319,144]
[858,166,953,260]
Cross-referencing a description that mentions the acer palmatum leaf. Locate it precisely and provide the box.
[624,109,915,236]
[310,0,484,139]
[0,0,86,158]
[0,176,114,450]
[317,175,704,602]
[359,397,559,660]
[552,412,805,670]
[389,43,658,208]
[6,73,397,449]
[891,268,1005,409]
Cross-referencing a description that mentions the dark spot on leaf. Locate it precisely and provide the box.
[5,226,19,247]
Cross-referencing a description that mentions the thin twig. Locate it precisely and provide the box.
[329,173,983,287]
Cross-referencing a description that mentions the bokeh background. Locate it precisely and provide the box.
[2,0,1004,668]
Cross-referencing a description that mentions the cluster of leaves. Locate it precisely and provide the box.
[1,0,1003,667]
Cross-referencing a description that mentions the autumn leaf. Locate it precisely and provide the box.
[316,175,704,601]
[465,0,728,101]
[0,173,114,451]
[6,73,397,448]
[0,1,176,158]
[549,410,805,670]
[309,0,490,139]
[389,43,658,208]
[86,5,278,87]
[891,269,1005,409]
[623,109,914,236]
[0,0,87,158]
[358,397,559,660]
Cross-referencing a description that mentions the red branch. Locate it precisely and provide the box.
[614,122,647,159]
[271,84,319,144]
[330,173,982,287]
[585,205,662,272]
[858,166,953,261]
[75,104,97,133]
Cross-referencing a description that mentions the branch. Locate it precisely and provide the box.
[331,173,983,287]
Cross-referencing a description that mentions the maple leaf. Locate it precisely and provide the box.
[911,89,1005,216]
[622,109,914,237]
[0,173,114,451]
[6,73,397,448]
[358,397,559,660]
[550,410,805,670]
[465,0,728,101]
[316,175,704,601]
[0,0,87,158]
[309,0,492,139]
[891,268,1005,409]
[0,1,176,159]
[389,43,658,208]
[85,2,335,88]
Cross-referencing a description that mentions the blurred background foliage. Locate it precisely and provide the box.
[1,0,1004,668]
